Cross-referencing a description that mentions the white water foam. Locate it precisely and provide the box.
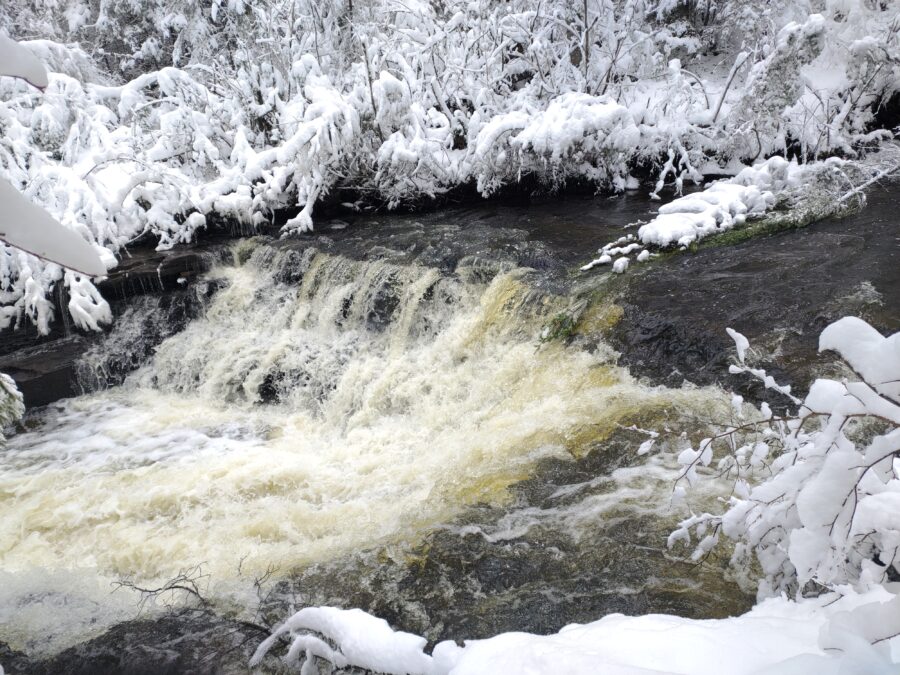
[0,246,724,654]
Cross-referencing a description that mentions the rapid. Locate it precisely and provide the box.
[0,232,729,656]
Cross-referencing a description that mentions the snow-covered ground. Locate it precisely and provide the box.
[252,588,900,674]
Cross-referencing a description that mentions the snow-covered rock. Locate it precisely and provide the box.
[0,372,23,444]
[583,157,807,271]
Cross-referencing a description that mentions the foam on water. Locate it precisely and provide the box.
[0,244,723,654]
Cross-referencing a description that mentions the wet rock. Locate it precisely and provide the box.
[7,612,269,675]
[75,280,226,393]
[0,336,88,406]
[0,641,32,675]
[0,245,228,406]
[257,370,283,404]
[365,273,402,330]
[100,248,220,302]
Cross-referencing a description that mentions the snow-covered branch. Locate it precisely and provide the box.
[669,318,900,599]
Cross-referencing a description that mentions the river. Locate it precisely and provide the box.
[0,185,897,673]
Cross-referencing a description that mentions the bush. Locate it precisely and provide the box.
[669,317,900,599]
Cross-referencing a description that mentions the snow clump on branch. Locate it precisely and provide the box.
[669,317,900,599]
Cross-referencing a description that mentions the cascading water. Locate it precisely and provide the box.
[0,238,734,657]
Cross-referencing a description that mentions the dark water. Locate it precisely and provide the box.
[316,191,657,272]
[612,180,900,396]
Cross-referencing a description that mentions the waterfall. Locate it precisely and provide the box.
[0,239,725,655]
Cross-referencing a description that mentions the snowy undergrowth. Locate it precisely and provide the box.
[0,0,898,333]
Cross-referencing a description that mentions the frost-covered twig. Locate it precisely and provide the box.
[837,159,900,205]
[668,318,900,598]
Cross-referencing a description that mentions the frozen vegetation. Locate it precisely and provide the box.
[0,373,23,444]
[0,0,898,331]
[583,148,900,272]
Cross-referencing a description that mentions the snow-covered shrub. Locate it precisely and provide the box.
[729,15,827,159]
[0,36,108,331]
[472,93,641,194]
[669,317,900,599]
[1,0,899,333]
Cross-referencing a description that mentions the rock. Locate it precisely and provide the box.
[7,612,269,675]
[0,244,227,407]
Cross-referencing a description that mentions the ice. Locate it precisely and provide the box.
[726,328,750,363]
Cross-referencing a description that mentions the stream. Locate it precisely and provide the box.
[0,185,897,674]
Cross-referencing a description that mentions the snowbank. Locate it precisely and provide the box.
[253,316,900,674]
[253,589,900,674]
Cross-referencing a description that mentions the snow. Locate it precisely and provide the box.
[0,38,106,287]
[0,177,107,278]
[251,607,432,674]
[726,327,750,363]
[0,35,48,90]
[254,589,900,675]
[612,257,629,274]
[670,318,900,601]
[583,157,806,272]
[512,93,638,161]
[819,316,900,401]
